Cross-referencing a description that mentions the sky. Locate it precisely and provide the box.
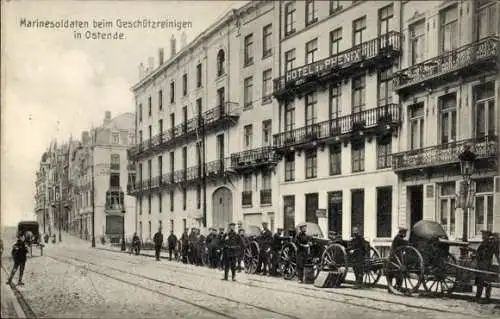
[1,0,245,227]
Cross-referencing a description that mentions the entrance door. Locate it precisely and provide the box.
[212,187,233,229]
[408,185,423,228]
[328,191,343,234]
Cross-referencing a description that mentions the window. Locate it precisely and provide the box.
[378,67,393,106]
[243,174,252,191]
[352,140,365,172]
[139,104,143,122]
[376,139,391,169]
[244,124,253,149]
[148,125,152,141]
[328,191,342,235]
[159,119,163,136]
[283,195,295,231]
[147,159,152,180]
[196,98,202,118]
[112,132,119,144]
[111,154,120,171]
[262,120,272,146]
[305,149,317,179]
[330,0,341,14]
[305,38,318,64]
[473,82,495,138]
[439,93,457,144]
[376,187,392,238]
[148,194,152,214]
[169,151,175,174]
[438,182,456,237]
[109,173,120,188]
[305,0,317,26]
[262,171,271,189]
[262,24,272,58]
[305,193,319,223]
[148,96,152,116]
[158,155,163,176]
[285,49,296,73]
[170,81,175,103]
[439,5,458,53]
[196,63,202,87]
[158,193,162,213]
[378,4,393,36]
[410,20,425,65]
[182,188,186,210]
[217,50,225,77]
[158,90,163,110]
[148,221,151,239]
[330,28,342,56]
[182,106,188,132]
[182,73,187,96]
[242,174,252,206]
[139,221,143,238]
[284,101,295,131]
[182,147,187,172]
[352,76,365,113]
[170,113,175,130]
[284,153,295,181]
[129,133,135,145]
[284,1,296,36]
[196,185,201,209]
[262,69,272,103]
[473,178,494,237]
[244,76,253,109]
[170,191,174,212]
[477,0,497,39]
[409,103,424,150]
[329,83,341,120]
[353,17,366,46]
[159,220,162,231]
[305,92,317,129]
[139,130,143,144]
[244,34,254,66]
[351,189,364,236]
[329,143,341,175]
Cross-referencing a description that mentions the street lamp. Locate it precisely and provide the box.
[121,208,126,251]
[458,144,476,243]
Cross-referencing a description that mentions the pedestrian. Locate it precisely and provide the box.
[389,227,408,291]
[6,233,28,286]
[349,226,367,289]
[270,228,283,276]
[475,230,500,304]
[188,228,197,265]
[131,232,141,255]
[221,222,243,281]
[180,228,189,264]
[295,223,310,284]
[206,228,219,268]
[258,222,273,276]
[167,231,177,261]
[153,227,164,261]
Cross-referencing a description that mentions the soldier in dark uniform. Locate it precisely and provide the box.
[349,226,367,289]
[180,228,189,264]
[206,227,219,268]
[270,228,283,276]
[195,228,204,266]
[295,223,310,283]
[221,222,244,281]
[258,222,273,276]
[217,228,225,269]
[153,227,164,261]
[188,228,197,264]
[475,230,500,303]
[390,227,408,290]
[167,231,177,261]
[237,228,247,272]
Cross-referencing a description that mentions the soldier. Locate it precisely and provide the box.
[221,222,243,281]
[237,228,247,272]
[389,227,408,291]
[188,228,197,264]
[270,228,283,276]
[7,233,28,286]
[180,228,189,264]
[217,227,225,269]
[206,228,219,268]
[258,222,273,276]
[295,223,310,284]
[475,230,500,303]
[167,230,178,261]
[153,227,164,261]
[349,226,367,289]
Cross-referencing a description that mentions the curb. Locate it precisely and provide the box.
[1,266,27,318]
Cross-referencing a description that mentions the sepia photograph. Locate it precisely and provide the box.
[1,0,499,318]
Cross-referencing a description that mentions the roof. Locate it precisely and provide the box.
[102,112,135,131]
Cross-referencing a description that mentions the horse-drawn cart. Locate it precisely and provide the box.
[17,221,43,257]
[243,225,262,274]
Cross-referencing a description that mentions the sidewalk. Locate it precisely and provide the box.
[1,266,26,318]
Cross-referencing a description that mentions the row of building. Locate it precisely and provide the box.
[35,0,499,253]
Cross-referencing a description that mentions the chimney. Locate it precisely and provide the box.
[181,32,187,48]
[170,35,177,57]
[158,48,165,65]
[147,56,154,72]
[81,131,89,145]
[138,62,145,79]
[104,111,112,125]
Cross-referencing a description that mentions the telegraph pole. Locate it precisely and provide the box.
[201,117,207,228]
[91,147,96,248]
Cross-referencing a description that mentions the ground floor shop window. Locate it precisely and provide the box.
[438,182,456,237]
[283,195,295,232]
[376,186,392,238]
[472,178,494,237]
[305,193,318,224]
[351,189,364,235]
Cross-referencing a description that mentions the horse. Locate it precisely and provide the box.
[24,231,35,257]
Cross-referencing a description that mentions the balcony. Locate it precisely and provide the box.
[242,191,252,206]
[230,146,279,172]
[273,104,401,151]
[260,189,272,205]
[394,36,499,94]
[274,32,400,100]
[392,135,498,174]
[128,102,240,160]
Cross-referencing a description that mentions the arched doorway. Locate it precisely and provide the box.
[212,187,233,228]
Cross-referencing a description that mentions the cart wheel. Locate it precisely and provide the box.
[386,246,424,296]
[423,253,458,295]
[321,244,347,279]
[364,246,383,287]
[281,242,297,280]
[244,241,260,274]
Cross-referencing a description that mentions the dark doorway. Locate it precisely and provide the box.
[305,193,319,224]
[351,189,365,235]
[328,191,342,235]
[408,185,423,228]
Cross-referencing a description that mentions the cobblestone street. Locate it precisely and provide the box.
[1,232,499,319]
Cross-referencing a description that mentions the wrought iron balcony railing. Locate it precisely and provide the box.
[260,189,272,205]
[273,103,400,148]
[394,36,499,92]
[231,146,278,169]
[274,32,401,97]
[242,191,252,206]
[392,135,498,171]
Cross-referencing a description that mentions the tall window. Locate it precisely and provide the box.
[139,220,143,237]
[196,63,202,88]
[305,92,317,129]
[305,149,317,179]
[196,98,202,118]
[329,83,341,120]
[263,24,272,58]
[148,96,152,116]
[170,190,174,212]
[148,194,152,214]
[409,103,424,150]
[329,143,341,175]
[353,17,366,46]
[139,196,142,215]
[170,81,175,104]
[244,76,253,109]
[262,120,272,146]
[182,147,187,171]
[170,113,175,131]
[378,4,393,36]
[305,0,317,26]
[262,171,271,190]
[169,151,175,174]
[159,119,163,136]
[170,219,174,233]
[351,140,365,172]
[244,34,254,66]
[305,38,318,64]
[330,28,342,56]
[138,104,143,122]
[112,132,119,144]
[439,5,458,53]
[439,93,457,144]
[242,174,252,206]
[148,125,152,141]
[158,193,162,213]
[351,189,364,235]
[285,49,296,73]
[148,221,151,239]
[477,0,497,39]
[158,155,163,176]
[284,101,295,131]
[158,90,163,110]
[182,188,187,210]
[305,193,319,223]
[217,50,225,77]
[196,185,201,209]
[473,82,495,138]
[376,187,392,238]
[378,67,393,106]
[244,124,253,149]
[262,69,272,102]
[182,73,187,96]
[330,0,341,14]
[284,153,295,181]
[283,195,295,231]
[352,76,365,113]
[438,182,456,237]
[182,106,188,132]
[284,1,296,36]
[473,178,494,237]
[376,138,392,169]
[410,20,425,65]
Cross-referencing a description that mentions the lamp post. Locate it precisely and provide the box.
[91,152,96,248]
[458,145,476,244]
[121,208,126,251]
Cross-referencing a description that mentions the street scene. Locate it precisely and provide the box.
[2,0,500,318]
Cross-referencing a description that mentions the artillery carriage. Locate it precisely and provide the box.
[242,225,262,274]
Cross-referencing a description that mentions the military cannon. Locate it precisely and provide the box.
[242,225,262,274]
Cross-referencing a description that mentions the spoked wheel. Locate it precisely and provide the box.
[363,246,383,287]
[321,244,348,280]
[423,253,458,295]
[243,241,260,274]
[281,242,297,280]
[386,246,424,296]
